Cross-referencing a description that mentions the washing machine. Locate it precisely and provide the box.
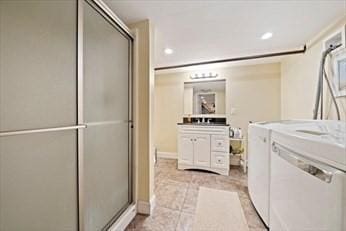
[247,120,314,227]
[269,120,346,231]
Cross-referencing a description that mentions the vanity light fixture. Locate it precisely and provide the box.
[261,32,273,40]
[190,72,218,79]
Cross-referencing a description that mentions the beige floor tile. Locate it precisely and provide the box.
[127,159,266,230]
[165,169,193,184]
[156,158,177,170]
[176,212,194,231]
[155,179,188,210]
[245,213,266,230]
[181,186,199,214]
[127,206,180,231]
[240,198,266,229]
[229,166,248,185]
[239,197,254,211]
[155,169,168,188]
[190,171,218,188]
[213,179,239,191]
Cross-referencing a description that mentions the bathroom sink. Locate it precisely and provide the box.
[192,122,227,126]
[177,122,229,126]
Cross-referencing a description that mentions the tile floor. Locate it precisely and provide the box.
[126,158,267,231]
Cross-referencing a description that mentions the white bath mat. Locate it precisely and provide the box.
[193,187,249,231]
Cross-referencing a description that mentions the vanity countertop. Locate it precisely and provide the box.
[177,123,229,126]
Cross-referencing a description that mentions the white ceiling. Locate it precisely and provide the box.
[106,0,346,68]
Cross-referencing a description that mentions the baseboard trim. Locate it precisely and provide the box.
[137,195,156,215]
[157,152,177,159]
[108,204,136,231]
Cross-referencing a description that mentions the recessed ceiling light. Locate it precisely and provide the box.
[261,32,273,40]
[164,48,173,55]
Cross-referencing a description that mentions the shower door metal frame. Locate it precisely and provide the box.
[0,0,133,230]
[0,1,85,229]
[77,0,134,230]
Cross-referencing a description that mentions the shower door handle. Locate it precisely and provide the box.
[0,124,87,137]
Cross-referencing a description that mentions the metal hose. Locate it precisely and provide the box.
[313,49,327,119]
[313,44,341,120]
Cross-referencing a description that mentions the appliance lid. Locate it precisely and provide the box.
[271,121,346,171]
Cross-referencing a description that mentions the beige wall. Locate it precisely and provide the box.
[183,86,193,114]
[130,19,155,205]
[155,75,184,153]
[155,63,281,154]
[281,17,346,120]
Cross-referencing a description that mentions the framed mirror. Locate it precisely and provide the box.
[184,79,226,116]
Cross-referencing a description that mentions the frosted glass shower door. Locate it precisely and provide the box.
[83,1,132,230]
[0,1,78,231]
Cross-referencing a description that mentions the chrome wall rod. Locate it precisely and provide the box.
[155,45,306,71]
[0,125,87,137]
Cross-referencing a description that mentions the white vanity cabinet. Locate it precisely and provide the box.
[177,125,230,175]
[179,134,211,167]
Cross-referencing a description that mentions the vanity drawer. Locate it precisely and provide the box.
[211,135,229,152]
[211,152,229,169]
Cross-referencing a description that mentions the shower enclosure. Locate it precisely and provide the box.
[0,0,133,230]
